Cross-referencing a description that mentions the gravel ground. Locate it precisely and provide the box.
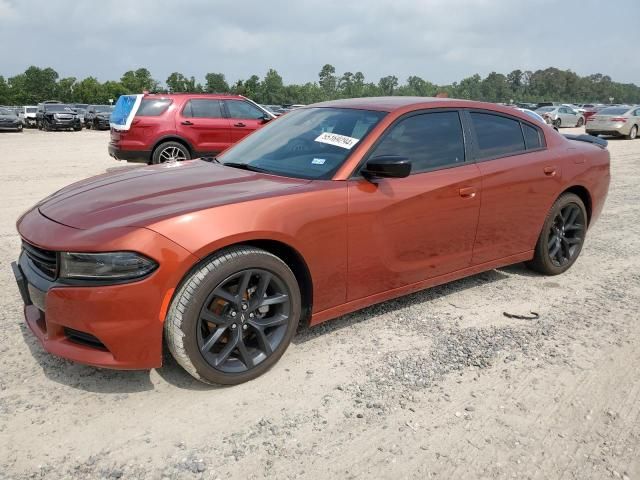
[0,127,638,479]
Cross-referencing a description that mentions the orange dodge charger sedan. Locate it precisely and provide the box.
[13,97,610,384]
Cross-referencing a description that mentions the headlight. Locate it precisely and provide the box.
[60,252,157,281]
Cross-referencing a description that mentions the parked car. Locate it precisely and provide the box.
[109,94,276,164]
[85,104,114,130]
[516,108,547,125]
[535,106,585,127]
[0,107,23,131]
[582,105,608,122]
[586,105,640,139]
[36,103,82,131]
[262,105,285,116]
[19,106,38,128]
[13,97,610,385]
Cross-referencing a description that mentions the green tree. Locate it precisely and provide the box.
[56,77,77,102]
[378,75,398,95]
[120,68,158,93]
[260,69,284,104]
[205,72,229,93]
[318,64,337,98]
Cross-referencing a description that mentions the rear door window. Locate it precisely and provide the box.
[470,112,526,159]
[136,99,172,117]
[183,99,223,118]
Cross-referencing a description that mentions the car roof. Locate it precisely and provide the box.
[308,96,469,112]
[143,93,245,100]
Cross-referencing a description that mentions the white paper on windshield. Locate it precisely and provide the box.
[314,132,360,149]
[311,158,326,165]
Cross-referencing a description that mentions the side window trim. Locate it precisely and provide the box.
[351,108,470,178]
[463,108,547,163]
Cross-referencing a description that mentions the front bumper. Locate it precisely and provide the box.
[47,118,81,130]
[14,208,198,369]
[0,122,22,131]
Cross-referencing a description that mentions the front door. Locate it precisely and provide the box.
[347,111,482,301]
[223,99,269,143]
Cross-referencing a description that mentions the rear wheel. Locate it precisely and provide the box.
[526,193,587,275]
[627,125,638,140]
[553,118,561,128]
[577,117,584,127]
[165,246,301,385]
[152,141,191,164]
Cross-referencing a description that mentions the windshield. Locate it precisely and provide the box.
[598,107,631,116]
[45,104,75,112]
[26,107,37,113]
[94,105,113,112]
[0,107,13,115]
[219,107,387,180]
[536,107,556,113]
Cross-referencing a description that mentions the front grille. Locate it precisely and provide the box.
[22,241,58,279]
[64,328,107,350]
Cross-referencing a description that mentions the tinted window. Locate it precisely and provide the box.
[136,99,172,116]
[470,112,526,159]
[598,107,631,116]
[184,99,223,118]
[225,100,264,119]
[369,112,465,173]
[522,123,543,150]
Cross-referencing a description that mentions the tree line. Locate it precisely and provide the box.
[1,64,639,106]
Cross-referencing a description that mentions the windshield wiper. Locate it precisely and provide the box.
[222,162,270,173]
[200,156,220,164]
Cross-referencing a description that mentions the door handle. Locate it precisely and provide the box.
[181,120,193,126]
[234,122,246,127]
[543,166,557,176]
[459,186,477,198]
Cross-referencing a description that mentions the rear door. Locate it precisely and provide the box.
[466,110,563,264]
[176,99,231,154]
[347,110,482,301]
[222,99,268,143]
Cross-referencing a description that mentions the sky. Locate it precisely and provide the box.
[1,0,638,87]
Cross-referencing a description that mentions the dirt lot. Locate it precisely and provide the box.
[0,127,638,480]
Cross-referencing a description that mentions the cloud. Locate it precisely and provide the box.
[1,0,638,86]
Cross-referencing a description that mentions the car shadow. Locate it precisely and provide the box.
[19,264,534,393]
[18,322,155,394]
[294,267,515,345]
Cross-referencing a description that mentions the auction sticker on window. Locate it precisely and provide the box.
[314,132,360,149]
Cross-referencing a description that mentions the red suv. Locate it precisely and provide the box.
[108,94,275,164]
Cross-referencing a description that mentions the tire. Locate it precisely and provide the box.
[74,125,82,131]
[577,117,584,127]
[554,118,561,128]
[151,141,191,164]
[86,121,92,130]
[627,125,638,140]
[526,193,587,275]
[165,246,302,385]
[42,120,49,132]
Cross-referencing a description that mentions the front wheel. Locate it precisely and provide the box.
[165,246,301,385]
[151,141,191,164]
[526,193,587,275]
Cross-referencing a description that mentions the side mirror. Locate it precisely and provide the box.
[362,155,411,179]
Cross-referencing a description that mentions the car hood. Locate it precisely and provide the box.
[38,160,311,230]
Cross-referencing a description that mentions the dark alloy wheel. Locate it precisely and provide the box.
[152,141,191,164]
[546,203,585,267]
[165,246,301,385]
[527,193,587,275]
[197,269,291,373]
